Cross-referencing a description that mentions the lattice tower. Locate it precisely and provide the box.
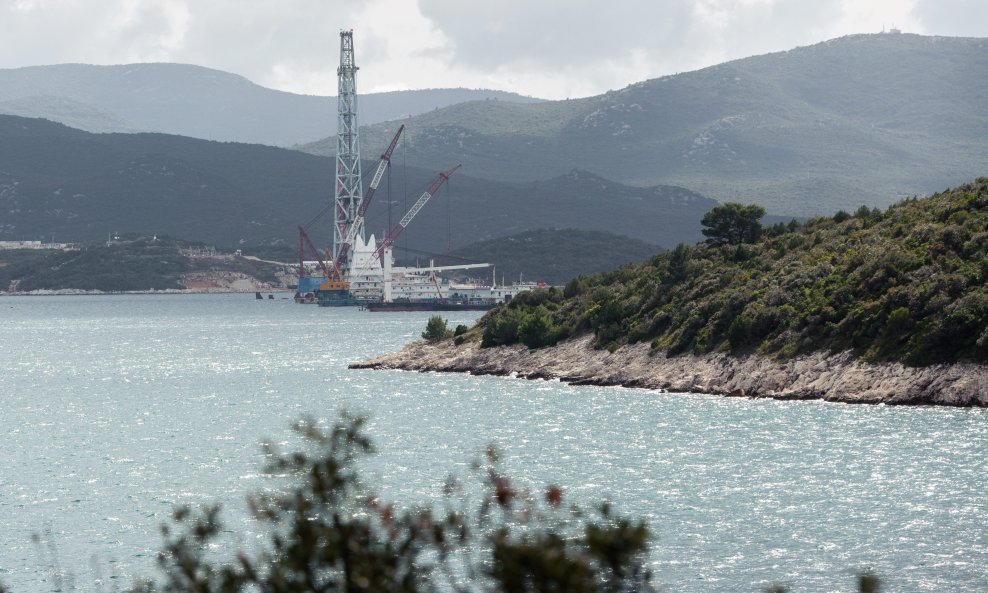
[333,30,363,262]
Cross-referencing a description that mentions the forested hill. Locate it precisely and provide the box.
[0,115,717,251]
[474,178,988,367]
[304,33,988,217]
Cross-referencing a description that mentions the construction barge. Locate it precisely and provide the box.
[363,299,496,312]
[293,31,536,312]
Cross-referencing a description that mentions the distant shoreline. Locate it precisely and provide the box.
[0,289,293,296]
[352,336,988,407]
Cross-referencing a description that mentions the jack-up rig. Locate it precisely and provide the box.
[294,30,536,309]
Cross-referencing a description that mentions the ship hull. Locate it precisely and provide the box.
[364,300,497,312]
[316,288,363,307]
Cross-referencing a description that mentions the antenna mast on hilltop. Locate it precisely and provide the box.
[334,29,364,262]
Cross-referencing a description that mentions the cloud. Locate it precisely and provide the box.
[0,1,362,84]
[414,0,854,96]
[911,0,988,37]
[416,0,694,70]
[0,0,986,100]
[109,0,191,58]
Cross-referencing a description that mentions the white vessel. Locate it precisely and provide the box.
[345,235,535,305]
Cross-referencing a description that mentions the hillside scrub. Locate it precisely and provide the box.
[335,35,988,218]
[472,178,988,367]
[0,238,191,292]
[0,235,290,293]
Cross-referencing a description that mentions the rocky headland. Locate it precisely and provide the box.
[353,179,988,407]
[351,336,988,407]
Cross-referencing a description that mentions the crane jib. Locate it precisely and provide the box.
[398,190,432,228]
[373,163,462,259]
[369,160,389,189]
[331,125,406,274]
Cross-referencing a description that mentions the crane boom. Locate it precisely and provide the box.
[361,125,404,218]
[332,125,405,276]
[297,226,332,279]
[374,164,461,260]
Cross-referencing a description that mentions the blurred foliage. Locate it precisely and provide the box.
[473,178,988,366]
[0,414,886,592]
[125,413,655,593]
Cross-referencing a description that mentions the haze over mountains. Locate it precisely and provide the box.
[0,63,540,146]
[0,115,713,253]
[303,33,988,216]
[1,32,985,257]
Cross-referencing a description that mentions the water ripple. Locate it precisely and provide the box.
[0,294,984,592]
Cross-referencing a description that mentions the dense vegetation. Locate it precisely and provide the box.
[700,203,766,245]
[0,235,287,292]
[305,33,988,216]
[0,413,883,593]
[473,179,988,366]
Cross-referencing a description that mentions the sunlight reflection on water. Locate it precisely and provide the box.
[0,294,984,592]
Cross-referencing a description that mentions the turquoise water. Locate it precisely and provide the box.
[0,294,985,592]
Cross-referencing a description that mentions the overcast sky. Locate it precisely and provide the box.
[2,0,986,99]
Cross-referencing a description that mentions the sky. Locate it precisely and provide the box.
[1,0,987,100]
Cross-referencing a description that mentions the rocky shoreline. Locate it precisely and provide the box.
[351,336,987,407]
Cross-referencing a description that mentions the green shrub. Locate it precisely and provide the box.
[471,179,988,365]
[422,315,452,342]
[517,309,555,349]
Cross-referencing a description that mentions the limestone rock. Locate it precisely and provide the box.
[350,336,987,407]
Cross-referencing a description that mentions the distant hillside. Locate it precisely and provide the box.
[423,229,662,285]
[0,63,540,145]
[0,115,716,254]
[301,34,988,217]
[475,177,988,367]
[382,169,715,256]
[0,235,292,293]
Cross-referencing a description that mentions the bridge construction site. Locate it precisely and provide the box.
[294,30,534,310]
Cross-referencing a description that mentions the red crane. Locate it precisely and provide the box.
[331,125,405,277]
[297,225,333,279]
[373,164,461,261]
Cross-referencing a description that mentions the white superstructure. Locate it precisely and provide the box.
[346,235,534,303]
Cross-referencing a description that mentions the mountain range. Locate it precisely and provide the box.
[2,32,985,258]
[0,115,715,253]
[0,63,540,146]
[300,33,988,217]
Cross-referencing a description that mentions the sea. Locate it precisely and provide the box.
[0,294,984,592]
